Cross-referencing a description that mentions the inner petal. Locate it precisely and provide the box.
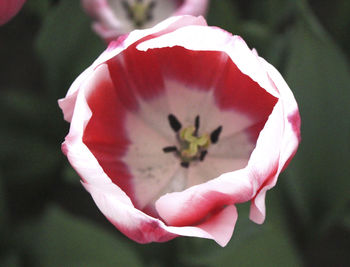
[187,157,248,188]
[121,80,259,211]
[122,110,185,209]
[84,47,277,220]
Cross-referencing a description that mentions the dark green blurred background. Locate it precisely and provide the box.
[1,0,349,266]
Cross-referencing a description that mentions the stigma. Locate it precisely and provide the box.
[122,0,156,27]
[163,114,222,168]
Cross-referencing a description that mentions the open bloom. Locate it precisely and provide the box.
[82,0,209,42]
[0,0,26,25]
[59,16,300,247]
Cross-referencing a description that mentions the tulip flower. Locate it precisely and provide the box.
[59,16,300,247]
[0,0,26,25]
[81,0,209,42]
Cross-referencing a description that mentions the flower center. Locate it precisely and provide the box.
[163,114,223,168]
[122,0,156,27]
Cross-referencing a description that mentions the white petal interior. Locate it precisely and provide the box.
[122,80,257,209]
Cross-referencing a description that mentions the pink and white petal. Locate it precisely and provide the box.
[116,48,166,100]
[155,169,254,227]
[82,0,107,16]
[259,57,301,169]
[62,64,126,183]
[81,65,140,200]
[58,90,79,123]
[92,21,124,43]
[64,77,238,246]
[162,78,258,139]
[248,59,300,224]
[58,43,127,121]
[213,55,277,124]
[59,16,207,117]
[137,25,278,99]
[58,66,97,122]
[61,60,170,243]
[187,157,248,188]
[138,29,278,128]
[105,15,206,60]
[208,130,256,159]
[174,0,209,16]
[193,205,237,247]
[154,47,228,94]
[137,24,292,226]
[166,204,238,247]
[107,51,174,140]
[84,179,237,246]
[122,111,183,209]
[83,181,177,243]
[247,101,284,224]
[0,0,26,25]
[163,80,215,129]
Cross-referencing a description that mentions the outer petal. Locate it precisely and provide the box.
[248,57,300,223]
[0,0,26,25]
[156,169,254,227]
[84,178,237,246]
[60,16,300,246]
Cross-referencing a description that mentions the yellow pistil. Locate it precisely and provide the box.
[180,126,210,159]
[129,1,153,27]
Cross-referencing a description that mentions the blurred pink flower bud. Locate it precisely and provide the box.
[59,15,300,247]
[0,0,26,25]
[82,0,209,42]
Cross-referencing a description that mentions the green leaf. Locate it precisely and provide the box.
[343,211,350,230]
[0,252,20,267]
[0,89,50,133]
[0,129,61,184]
[0,171,9,241]
[62,163,81,185]
[239,21,273,54]
[35,0,105,97]
[25,0,50,18]
[284,4,350,232]
[207,0,239,33]
[17,206,142,267]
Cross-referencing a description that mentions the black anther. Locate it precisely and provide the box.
[199,150,207,161]
[180,161,190,168]
[194,115,200,136]
[163,146,178,153]
[149,1,156,9]
[210,126,222,144]
[122,0,130,10]
[168,114,182,132]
